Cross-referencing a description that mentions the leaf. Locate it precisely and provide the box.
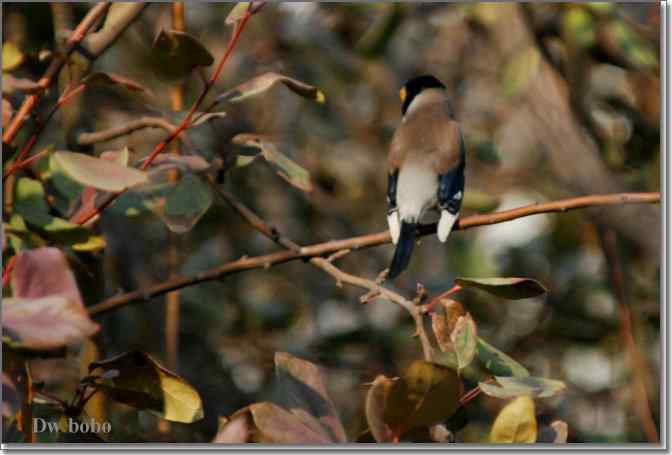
[159,173,213,233]
[451,314,477,371]
[489,396,537,443]
[248,402,332,443]
[479,376,566,399]
[100,147,130,166]
[476,337,530,378]
[501,46,540,98]
[82,72,151,95]
[563,6,596,48]
[213,413,252,443]
[89,350,203,423]
[431,299,466,353]
[226,3,251,25]
[384,360,461,433]
[455,277,547,300]
[364,375,395,442]
[151,29,214,81]
[217,72,326,105]
[11,247,84,308]
[3,42,24,72]
[2,296,99,350]
[274,352,346,442]
[147,154,211,172]
[6,214,47,251]
[550,420,568,443]
[53,151,148,192]
[189,112,227,127]
[71,235,107,252]
[232,134,313,192]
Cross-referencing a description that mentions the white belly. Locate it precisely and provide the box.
[397,163,437,222]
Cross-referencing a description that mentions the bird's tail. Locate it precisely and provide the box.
[388,221,417,279]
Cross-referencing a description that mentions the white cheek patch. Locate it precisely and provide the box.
[387,210,401,244]
[437,210,458,243]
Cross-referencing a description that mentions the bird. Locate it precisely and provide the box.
[386,75,466,279]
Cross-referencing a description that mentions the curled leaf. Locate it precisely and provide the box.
[365,375,395,442]
[217,72,326,104]
[232,134,312,192]
[53,151,148,192]
[431,299,467,353]
[479,376,566,399]
[489,396,537,443]
[455,277,547,300]
[89,350,203,423]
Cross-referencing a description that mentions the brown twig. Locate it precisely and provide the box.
[87,191,659,316]
[598,227,659,442]
[2,3,110,145]
[76,116,180,146]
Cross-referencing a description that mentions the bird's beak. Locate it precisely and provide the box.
[399,86,407,102]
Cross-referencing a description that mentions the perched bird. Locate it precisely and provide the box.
[386,75,466,279]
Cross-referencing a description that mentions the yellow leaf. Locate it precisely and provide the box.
[490,396,537,443]
[3,42,24,72]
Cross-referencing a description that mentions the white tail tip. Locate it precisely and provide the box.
[437,210,457,243]
[387,210,401,244]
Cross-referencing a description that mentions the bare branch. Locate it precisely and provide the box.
[77,117,179,146]
[88,192,660,321]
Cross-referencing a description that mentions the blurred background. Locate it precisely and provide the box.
[2,2,661,443]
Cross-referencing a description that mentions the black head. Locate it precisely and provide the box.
[400,75,446,115]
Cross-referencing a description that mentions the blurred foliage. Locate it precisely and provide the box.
[2,2,660,444]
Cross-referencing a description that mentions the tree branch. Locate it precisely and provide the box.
[2,2,111,145]
[76,116,180,146]
[88,191,659,317]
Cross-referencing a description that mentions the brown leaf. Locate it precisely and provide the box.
[455,277,548,300]
[151,29,214,81]
[274,352,346,442]
[431,299,466,353]
[364,375,395,442]
[217,72,326,104]
[213,412,253,443]
[249,402,333,443]
[384,361,461,434]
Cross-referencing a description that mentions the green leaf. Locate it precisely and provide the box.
[489,396,537,443]
[500,46,540,98]
[563,7,595,48]
[232,134,313,192]
[365,375,395,442]
[89,350,203,423]
[479,376,566,399]
[455,277,547,300]
[151,29,214,81]
[451,314,477,371]
[384,360,461,433]
[217,72,326,105]
[477,337,530,378]
[159,173,213,233]
[53,151,148,192]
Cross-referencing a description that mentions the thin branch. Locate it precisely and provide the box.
[2,2,110,145]
[82,3,147,58]
[598,227,659,442]
[76,116,180,146]
[88,192,659,324]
